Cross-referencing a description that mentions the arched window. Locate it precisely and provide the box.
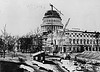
[80,39,82,44]
[90,39,92,44]
[69,39,72,44]
[84,39,86,44]
[93,40,95,44]
[87,39,89,44]
[77,39,79,44]
[73,39,75,44]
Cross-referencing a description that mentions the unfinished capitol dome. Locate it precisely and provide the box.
[41,7,63,32]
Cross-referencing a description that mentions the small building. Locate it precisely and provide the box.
[32,51,45,62]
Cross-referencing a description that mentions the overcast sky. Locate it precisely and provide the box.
[0,0,100,36]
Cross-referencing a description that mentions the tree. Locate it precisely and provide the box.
[0,24,17,58]
[7,36,17,52]
[33,27,43,52]
[18,27,43,53]
[34,27,40,35]
[1,24,8,58]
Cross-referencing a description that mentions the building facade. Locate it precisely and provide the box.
[58,30,100,53]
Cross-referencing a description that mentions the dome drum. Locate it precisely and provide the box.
[41,25,63,32]
[41,23,63,27]
[41,18,63,27]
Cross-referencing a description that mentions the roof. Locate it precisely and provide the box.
[32,51,44,57]
[58,29,99,34]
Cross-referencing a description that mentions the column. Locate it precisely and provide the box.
[71,46,73,51]
[94,47,96,51]
[72,46,74,51]
[45,26,46,31]
[58,26,60,29]
[62,47,64,53]
[85,47,87,51]
[84,47,86,51]
[91,45,93,51]
[57,26,58,30]
[75,47,76,52]
[56,26,58,30]
[78,47,80,52]
[97,47,99,51]
[45,26,47,31]
[88,47,90,51]
[60,47,62,53]
[53,26,54,31]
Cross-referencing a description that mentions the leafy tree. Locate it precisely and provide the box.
[0,25,17,58]
[18,27,43,53]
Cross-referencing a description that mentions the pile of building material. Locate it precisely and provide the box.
[76,51,100,63]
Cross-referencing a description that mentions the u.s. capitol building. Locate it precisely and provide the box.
[40,5,100,53]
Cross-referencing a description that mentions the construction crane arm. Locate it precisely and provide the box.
[53,6,64,15]
[62,18,70,36]
[50,3,64,15]
[58,18,70,45]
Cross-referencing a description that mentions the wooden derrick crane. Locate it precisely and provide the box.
[49,3,64,45]
[56,18,70,53]
[48,4,65,54]
[50,3,64,15]
[59,18,70,46]
[48,4,70,54]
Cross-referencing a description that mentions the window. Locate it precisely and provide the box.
[90,35,92,37]
[80,35,82,37]
[66,33,68,34]
[73,39,75,44]
[93,40,95,44]
[87,35,89,37]
[80,39,82,44]
[73,35,75,37]
[71,33,73,35]
[87,39,89,44]
[90,39,92,44]
[84,39,86,44]
[70,35,71,37]
[77,39,79,44]
[69,39,72,44]
[84,35,85,37]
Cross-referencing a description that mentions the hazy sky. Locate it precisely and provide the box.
[0,0,100,36]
